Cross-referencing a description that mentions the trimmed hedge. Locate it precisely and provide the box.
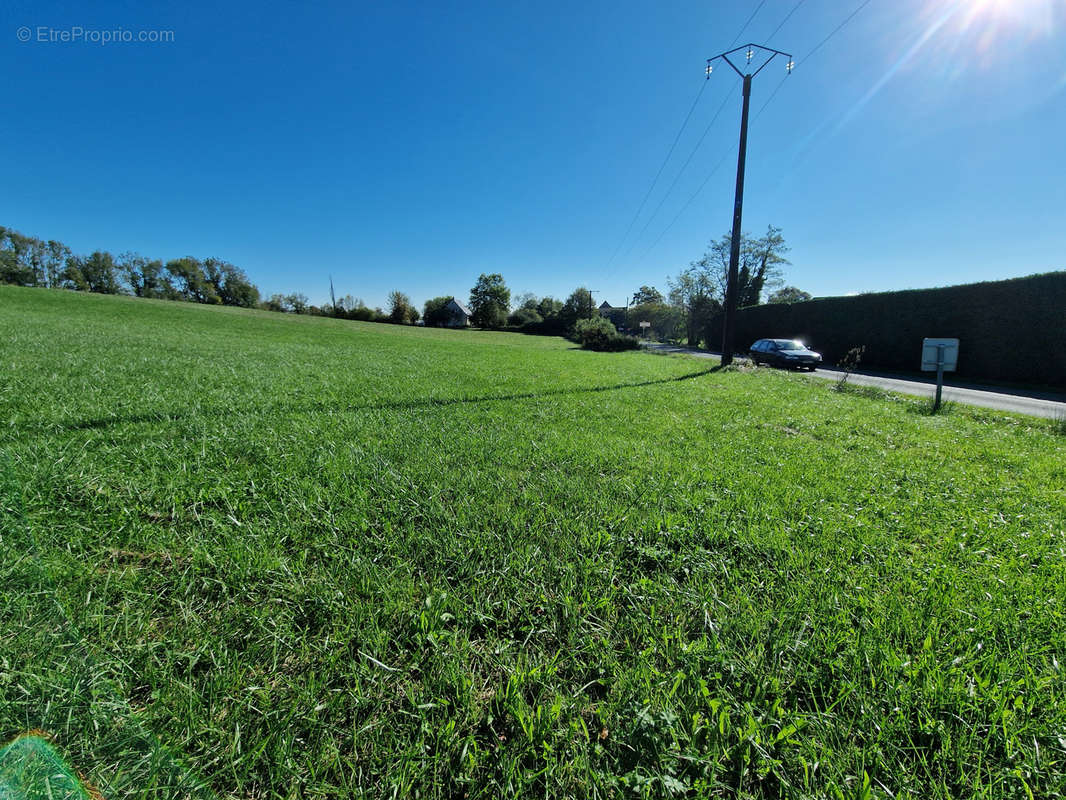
[706,271,1066,387]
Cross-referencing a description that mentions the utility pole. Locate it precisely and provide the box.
[706,44,792,365]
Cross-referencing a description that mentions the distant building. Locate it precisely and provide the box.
[598,301,628,331]
[444,297,472,327]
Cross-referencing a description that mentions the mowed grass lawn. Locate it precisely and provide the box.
[1,285,1064,800]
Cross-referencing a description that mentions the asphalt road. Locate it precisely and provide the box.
[643,343,1066,420]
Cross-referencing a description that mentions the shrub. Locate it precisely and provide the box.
[573,317,641,352]
[508,307,542,327]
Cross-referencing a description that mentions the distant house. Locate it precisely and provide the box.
[444,297,472,327]
[598,301,628,331]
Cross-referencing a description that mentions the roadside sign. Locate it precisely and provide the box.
[921,338,959,372]
[639,321,651,329]
[922,337,959,412]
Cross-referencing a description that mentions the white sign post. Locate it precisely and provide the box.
[921,338,959,411]
[639,321,651,339]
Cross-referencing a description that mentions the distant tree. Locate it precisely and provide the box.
[513,291,537,310]
[0,228,38,286]
[167,257,220,303]
[667,268,719,346]
[560,287,597,328]
[63,251,121,294]
[631,285,664,306]
[0,248,34,286]
[25,238,47,287]
[286,292,309,314]
[120,252,175,299]
[264,293,287,312]
[0,249,28,285]
[423,296,455,327]
[388,290,417,324]
[469,273,510,328]
[536,296,563,320]
[767,286,812,304]
[626,302,685,342]
[337,295,363,313]
[508,306,542,326]
[201,257,260,307]
[44,240,71,288]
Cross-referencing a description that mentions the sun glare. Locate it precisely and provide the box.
[947,0,1059,52]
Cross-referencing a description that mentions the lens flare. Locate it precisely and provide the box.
[937,0,1060,61]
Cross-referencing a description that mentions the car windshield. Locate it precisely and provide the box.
[776,340,804,350]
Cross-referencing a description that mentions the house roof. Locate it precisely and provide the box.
[598,301,613,309]
[447,297,472,317]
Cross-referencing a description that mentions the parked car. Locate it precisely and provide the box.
[749,339,821,370]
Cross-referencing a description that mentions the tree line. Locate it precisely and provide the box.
[2,222,811,347]
[1,225,260,308]
[413,225,810,350]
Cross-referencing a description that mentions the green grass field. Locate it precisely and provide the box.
[1,285,1064,799]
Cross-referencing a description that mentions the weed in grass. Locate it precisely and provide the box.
[1051,410,1066,435]
[834,344,866,390]
[1,286,1065,799]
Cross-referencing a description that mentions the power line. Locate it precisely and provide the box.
[612,1,808,268]
[805,0,874,62]
[601,0,779,281]
[756,0,877,120]
[766,0,806,42]
[634,0,877,266]
[729,0,767,48]
[601,80,707,274]
[616,88,737,265]
[638,148,735,261]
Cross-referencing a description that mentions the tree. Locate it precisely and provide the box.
[167,257,219,303]
[626,302,684,342]
[508,306,542,327]
[768,286,812,304]
[264,294,287,312]
[536,296,563,320]
[286,292,309,314]
[388,290,418,324]
[692,225,790,307]
[469,273,510,328]
[120,252,175,299]
[44,240,71,288]
[560,287,597,328]
[201,257,259,307]
[667,268,719,346]
[0,228,38,286]
[423,296,454,327]
[631,285,664,306]
[0,248,34,286]
[63,251,121,294]
[513,291,538,311]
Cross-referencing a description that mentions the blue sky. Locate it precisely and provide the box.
[3,0,1064,310]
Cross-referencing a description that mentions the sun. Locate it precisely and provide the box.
[910,0,1062,70]
[951,0,1059,45]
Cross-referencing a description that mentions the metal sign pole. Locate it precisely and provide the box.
[934,344,945,412]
